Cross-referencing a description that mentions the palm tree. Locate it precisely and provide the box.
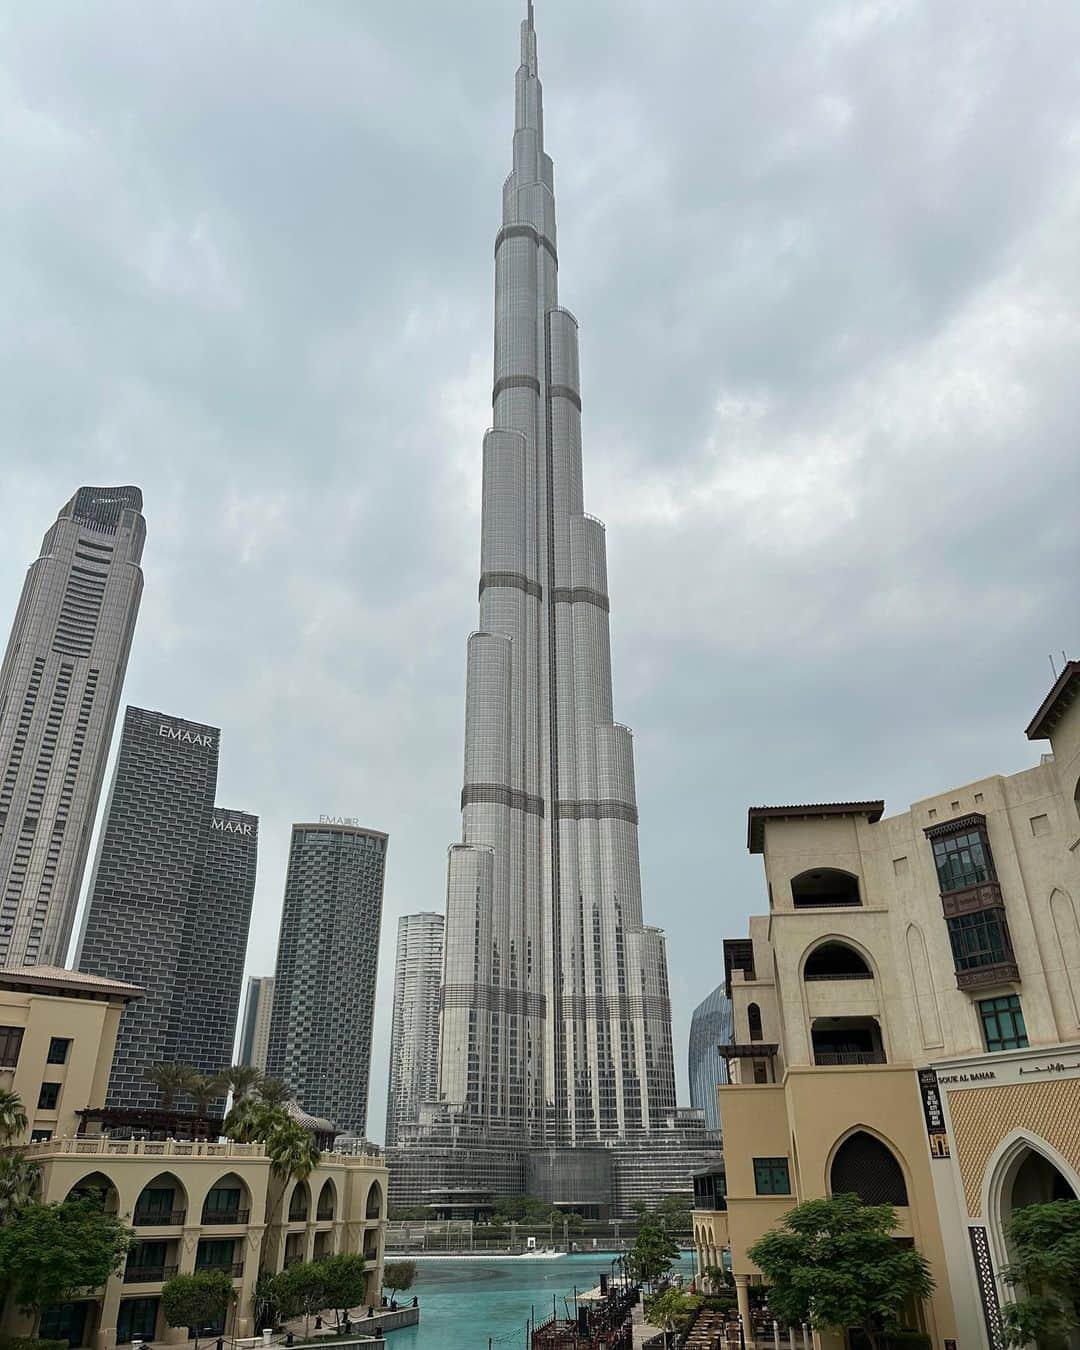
[222,1065,262,1101]
[0,1154,40,1225]
[184,1072,227,1117]
[255,1078,291,1107]
[0,1089,28,1145]
[145,1063,195,1111]
[259,1117,321,1271]
[223,1095,279,1145]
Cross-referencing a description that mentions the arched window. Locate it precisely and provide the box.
[133,1173,188,1226]
[791,870,861,909]
[66,1172,119,1213]
[366,1180,383,1220]
[747,1003,763,1041]
[830,1132,908,1206]
[288,1181,310,1223]
[317,1180,336,1221]
[804,942,873,981]
[202,1173,250,1225]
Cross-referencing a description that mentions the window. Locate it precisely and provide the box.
[946,910,1013,971]
[47,1037,71,1065]
[979,995,1028,1052]
[0,1027,23,1068]
[753,1158,791,1195]
[791,870,861,909]
[747,1003,763,1041]
[933,829,994,893]
[37,1082,60,1110]
[30,1129,52,1142]
[804,943,873,981]
[830,1132,908,1206]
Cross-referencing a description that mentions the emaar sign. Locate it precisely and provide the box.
[158,725,214,749]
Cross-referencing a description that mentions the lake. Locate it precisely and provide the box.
[389,1251,695,1350]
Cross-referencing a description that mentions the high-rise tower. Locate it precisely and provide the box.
[75,707,257,1110]
[688,985,733,1137]
[266,822,387,1135]
[0,487,145,969]
[385,913,444,1147]
[438,4,677,1149]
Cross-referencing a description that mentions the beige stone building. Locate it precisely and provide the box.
[0,965,388,1350]
[693,660,1080,1350]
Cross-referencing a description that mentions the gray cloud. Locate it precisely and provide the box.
[2,0,1077,1140]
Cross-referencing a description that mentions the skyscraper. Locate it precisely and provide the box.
[0,487,145,969]
[688,985,733,1137]
[75,707,257,1110]
[265,822,386,1135]
[238,975,275,1073]
[438,3,677,1150]
[384,913,444,1147]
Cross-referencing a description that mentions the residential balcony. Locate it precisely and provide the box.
[202,1210,250,1226]
[132,1210,186,1228]
[957,961,1021,992]
[123,1265,178,1285]
[196,1263,244,1279]
[813,1050,888,1066]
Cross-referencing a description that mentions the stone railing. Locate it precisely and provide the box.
[22,1136,266,1160]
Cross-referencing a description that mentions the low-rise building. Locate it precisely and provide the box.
[13,1135,387,1350]
[0,964,389,1350]
[0,965,142,1143]
[694,661,1080,1350]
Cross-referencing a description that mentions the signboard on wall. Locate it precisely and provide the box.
[918,1068,951,1159]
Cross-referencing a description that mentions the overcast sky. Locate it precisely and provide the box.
[3,0,1078,1143]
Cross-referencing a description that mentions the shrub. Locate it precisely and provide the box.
[0,1338,68,1350]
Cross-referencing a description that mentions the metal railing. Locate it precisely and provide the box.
[203,1210,250,1225]
[133,1209,187,1227]
[196,1262,245,1279]
[813,1051,886,1066]
[123,1265,179,1284]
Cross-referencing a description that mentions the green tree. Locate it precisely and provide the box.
[184,1072,227,1116]
[382,1260,416,1304]
[647,1289,701,1343]
[0,1199,130,1331]
[0,1090,28,1144]
[627,1213,680,1290]
[251,1271,280,1334]
[271,1261,327,1339]
[145,1063,195,1110]
[317,1253,369,1329]
[657,1194,693,1231]
[162,1270,235,1350]
[222,1065,263,1101]
[999,1199,1080,1348]
[223,1103,320,1270]
[748,1195,934,1350]
[256,1078,292,1107]
[0,1155,41,1226]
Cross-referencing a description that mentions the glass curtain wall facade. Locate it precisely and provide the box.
[75,708,257,1109]
[266,823,386,1135]
[688,985,733,1136]
[438,1,677,1154]
[0,487,145,968]
[385,913,444,1147]
[238,976,275,1073]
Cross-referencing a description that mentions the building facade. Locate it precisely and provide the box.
[0,486,145,969]
[434,0,675,1164]
[75,708,257,1110]
[0,964,141,1143]
[688,985,733,1136]
[238,975,275,1073]
[693,662,1080,1350]
[266,822,387,1136]
[384,913,443,1147]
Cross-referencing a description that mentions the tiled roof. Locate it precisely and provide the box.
[0,964,144,999]
[1026,660,1080,741]
[747,801,885,853]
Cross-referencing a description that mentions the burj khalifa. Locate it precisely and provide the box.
[436,2,677,1155]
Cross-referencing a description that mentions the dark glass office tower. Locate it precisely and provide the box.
[75,707,257,1110]
[266,822,386,1135]
[0,487,145,968]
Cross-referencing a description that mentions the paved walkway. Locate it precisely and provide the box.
[631,1303,662,1348]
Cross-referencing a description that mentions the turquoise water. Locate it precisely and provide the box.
[390,1252,694,1350]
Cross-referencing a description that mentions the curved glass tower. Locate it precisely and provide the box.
[439,3,677,1149]
[689,985,733,1137]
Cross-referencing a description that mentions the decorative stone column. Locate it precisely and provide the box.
[93,1272,123,1350]
[735,1275,753,1346]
